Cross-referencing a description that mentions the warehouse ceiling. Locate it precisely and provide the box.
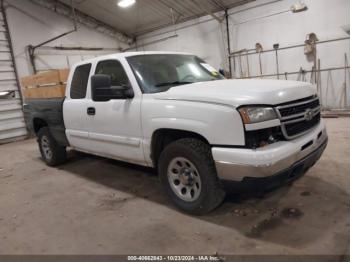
[59,0,253,37]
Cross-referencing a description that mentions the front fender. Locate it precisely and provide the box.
[141,97,245,165]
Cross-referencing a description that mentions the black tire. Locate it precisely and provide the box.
[37,127,67,166]
[158,138,226,215]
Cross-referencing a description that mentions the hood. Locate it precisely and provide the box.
[153,79,317,107]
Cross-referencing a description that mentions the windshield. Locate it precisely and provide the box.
[126,54,224,93]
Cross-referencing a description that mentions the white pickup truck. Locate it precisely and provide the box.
[24,51,328,214]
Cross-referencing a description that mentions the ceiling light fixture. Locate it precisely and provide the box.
[291,1,308,13]
[117,0,136,8]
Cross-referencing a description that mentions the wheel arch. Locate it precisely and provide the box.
[150,128,210,167]
[33,117,48,134]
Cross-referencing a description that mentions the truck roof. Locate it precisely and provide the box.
[74,51,193,66]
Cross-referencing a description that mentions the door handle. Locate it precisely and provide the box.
[87,107,96,115]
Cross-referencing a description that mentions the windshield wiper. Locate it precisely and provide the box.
[155,81,194,87]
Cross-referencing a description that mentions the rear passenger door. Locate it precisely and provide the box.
[63,63,92,152]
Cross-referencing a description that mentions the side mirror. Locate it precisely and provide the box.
[91,74,134,102]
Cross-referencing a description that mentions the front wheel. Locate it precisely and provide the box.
[37,127,67,166]
[158,138,226,215]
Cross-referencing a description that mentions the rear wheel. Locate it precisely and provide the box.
[158,138,225,215]
[37,127,67,166]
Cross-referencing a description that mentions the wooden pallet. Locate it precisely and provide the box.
[21,69,69,99]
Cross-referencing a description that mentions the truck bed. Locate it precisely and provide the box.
[23,98,69,147]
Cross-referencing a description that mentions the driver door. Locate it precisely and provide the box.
[86,59,144,165]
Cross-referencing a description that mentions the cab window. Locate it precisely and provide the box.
[95,60,130,87]
[70,63,91,99]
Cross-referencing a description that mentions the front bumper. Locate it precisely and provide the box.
[212,120,327,182]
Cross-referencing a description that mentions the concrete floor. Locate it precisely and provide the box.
[0,118,350,255]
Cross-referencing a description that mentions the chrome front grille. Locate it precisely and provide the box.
[276,95,321,139]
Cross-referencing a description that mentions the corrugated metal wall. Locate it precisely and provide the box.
[0,7,27,144]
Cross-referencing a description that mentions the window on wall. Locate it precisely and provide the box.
[95,60,130,87]
[70,63,91,99]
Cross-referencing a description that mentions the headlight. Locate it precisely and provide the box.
[238,106,277,124]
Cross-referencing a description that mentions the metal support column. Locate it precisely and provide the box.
[225,9,232,78]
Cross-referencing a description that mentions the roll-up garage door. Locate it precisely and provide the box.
[0,5,27,143]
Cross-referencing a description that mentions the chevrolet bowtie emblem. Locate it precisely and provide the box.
[304,109,314,121]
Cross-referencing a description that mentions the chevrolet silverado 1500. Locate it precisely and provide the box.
[24,51,328,214]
